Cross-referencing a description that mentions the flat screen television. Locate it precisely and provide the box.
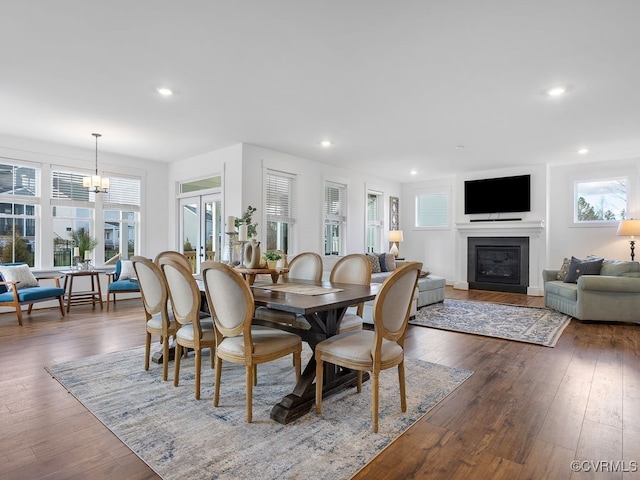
[464,174,531,215]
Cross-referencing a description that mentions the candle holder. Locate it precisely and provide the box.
[225,231,239,266]
[237,240,248,268]
[72,255,82,271]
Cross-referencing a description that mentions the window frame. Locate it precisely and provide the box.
[414,187,451,231]
[323,181,347,256]
[573,176,628,226]
[366,190,383,253]
[264,169,296,254]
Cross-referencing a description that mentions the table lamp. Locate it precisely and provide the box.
[616,218,640,260]
[388,230,404,257]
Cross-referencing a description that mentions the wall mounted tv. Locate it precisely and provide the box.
[464,174,531,215]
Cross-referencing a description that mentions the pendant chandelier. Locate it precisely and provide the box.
[83,133,109,193]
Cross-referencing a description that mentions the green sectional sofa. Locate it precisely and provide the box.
[542,258,640,323]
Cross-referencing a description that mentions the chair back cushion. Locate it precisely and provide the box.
[161,259,201,325]
[374,262,422,337]
[202,261,253,337]
[0,264,39,291]
[132,256,167,316]
[330,254,371,285]
[118,260,136,280]
[288,252,323,281]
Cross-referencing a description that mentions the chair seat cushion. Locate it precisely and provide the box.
[0,286,65,303]
[316,330,403,366]
[218,326,301,356]
[108,279,140,292]
[338,313,363,333]
[176,318,215,343]
[146,310,176,330]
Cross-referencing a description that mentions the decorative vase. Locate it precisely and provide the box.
[267,260,277,270]
[244,239,262,268]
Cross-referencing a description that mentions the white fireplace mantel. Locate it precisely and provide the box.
[455,220,545,237]
[454,219,546,295]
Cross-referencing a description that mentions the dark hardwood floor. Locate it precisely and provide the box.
[1,287,638,479]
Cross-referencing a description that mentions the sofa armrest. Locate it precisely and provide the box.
[578,275,640,293]
[542,269,560,283]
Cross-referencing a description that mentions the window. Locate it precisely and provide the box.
[324,182,346,256]
[415,192,450,229]
[574,178,627,223]
[0,162,39,266]
[51,170,96,266]
[265,170,296,253]
[103,176,141,261]
[366,192,383,253]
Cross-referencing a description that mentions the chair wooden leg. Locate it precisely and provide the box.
[246,365,253,423]
[144,332,151,371]
[372,370,379,433]
[27,303,33,314]
[195,349,202,400]
[106,293,111,311]
[357,370,363,393]
[162,336,170,381]
[315,357,324,414]
[214,356,222,407]
[398,361,407,412]
[174,344,182,387]
[294,351,301,381]
[15,306,23,326]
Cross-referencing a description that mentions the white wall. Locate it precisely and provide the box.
[401,164,548,293]
[547,157,640,268]
[241,144,401,256]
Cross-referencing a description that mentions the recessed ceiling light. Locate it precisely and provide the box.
[547,86,566,97]
[157,87,173,96]
[410,170,418,175]
[455,145,465,150]
[577,148,589,155]
[320,140,332,148]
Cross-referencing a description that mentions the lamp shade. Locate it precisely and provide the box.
[388,230,404,243]
[617,219,640,238]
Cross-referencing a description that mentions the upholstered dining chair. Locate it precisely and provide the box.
[161,258,215,400]
[329,254,371,333]
[131,256,178,381]
[201,261,302,423]
[154,250,194,273]
[315,261,422,432]
[254,252,323,328]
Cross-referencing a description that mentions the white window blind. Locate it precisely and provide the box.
[416,193,449,228]
[325,182,346,221]
[265,171,296,224]
[103,176,141,210]
[51,170,92,204]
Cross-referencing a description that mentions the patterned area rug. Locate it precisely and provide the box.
[46,345,472,480]
[411,300,571,347]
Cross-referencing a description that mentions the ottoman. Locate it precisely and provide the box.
[416,275,446,308]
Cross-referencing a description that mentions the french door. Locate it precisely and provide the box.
[179,193,222,273]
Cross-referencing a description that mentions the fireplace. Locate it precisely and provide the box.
[467,237,529,293]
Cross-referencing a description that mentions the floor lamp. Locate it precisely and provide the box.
[616,219,640,260]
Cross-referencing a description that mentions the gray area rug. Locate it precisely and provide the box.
[411,299,571,347]
[46,345,472,480]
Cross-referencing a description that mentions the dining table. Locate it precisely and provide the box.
[249,279,381,424]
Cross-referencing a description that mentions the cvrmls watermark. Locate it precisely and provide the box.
[571,460,638,473]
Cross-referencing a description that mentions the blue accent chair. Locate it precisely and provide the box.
[106,259,141,311]
[0,263,65,326]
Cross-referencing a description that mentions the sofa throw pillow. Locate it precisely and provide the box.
[365,253,381,273]
[385,254,397,272]
[378,253,388,272]
[118,260,136,280]
[556,257,570,281]
[563,256,604,283]
[0,264,39,291]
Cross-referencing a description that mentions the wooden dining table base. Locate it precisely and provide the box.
[255,306,370,424]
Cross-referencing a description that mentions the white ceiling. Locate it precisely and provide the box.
[2,1,640,182]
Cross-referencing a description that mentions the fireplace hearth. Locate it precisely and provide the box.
[467,237,529,293]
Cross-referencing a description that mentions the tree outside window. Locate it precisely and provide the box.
[575,178,627,222]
